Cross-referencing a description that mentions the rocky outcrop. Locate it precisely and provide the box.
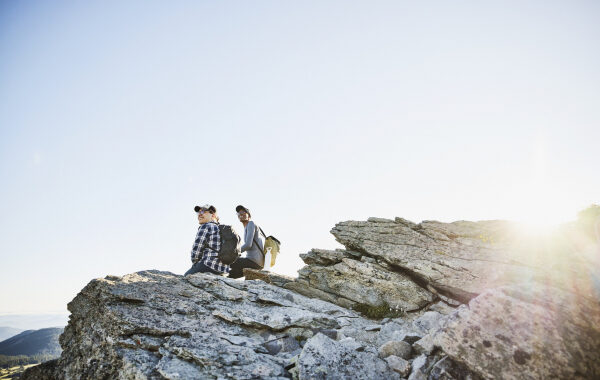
[287,249,436,312]
[20,359,59,380]
[421,284,600,379]
[330,217,599,304]
[24,271,411,379]
[272,217,600,379]
[24,216,600,379]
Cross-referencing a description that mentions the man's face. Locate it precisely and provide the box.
[237,210,249,222]
[197,209,212,224]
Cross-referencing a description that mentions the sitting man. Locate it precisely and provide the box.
[185,204,230,276]
[228,205,264,279]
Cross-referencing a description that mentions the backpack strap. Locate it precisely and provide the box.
[257,226,266,239]
[253,225,266,255]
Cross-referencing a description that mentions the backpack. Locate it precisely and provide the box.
[218,224,241,265]
[255,227,281,268]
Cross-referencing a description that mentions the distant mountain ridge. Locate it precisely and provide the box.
[0,327,23,342]
[0,313,68,330]
[0,327,63,356]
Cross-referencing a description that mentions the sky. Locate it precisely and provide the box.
[1,1,599,318]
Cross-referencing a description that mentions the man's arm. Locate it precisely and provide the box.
[240,221,256,252]
[191,225,210,262]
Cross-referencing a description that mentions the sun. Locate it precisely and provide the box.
[511,201,572,235]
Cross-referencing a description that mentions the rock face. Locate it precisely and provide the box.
[24,216,600,379]
[331,217,598,304]
[293,333,396,380]
[25,270,405,379]
[428,284,600,379]
[288,249,435,312]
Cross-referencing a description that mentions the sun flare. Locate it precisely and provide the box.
[510,201,572,235]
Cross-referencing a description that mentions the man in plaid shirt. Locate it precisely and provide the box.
[184,204,230,276]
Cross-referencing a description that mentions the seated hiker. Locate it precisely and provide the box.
[185,204,230,276]
[228,205,265,279]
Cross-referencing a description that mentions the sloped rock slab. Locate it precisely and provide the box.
[28,270,379,380]
[331,218,599,303]
[295,255,435,312]
[427,283,600,379]
[243,269,296,287]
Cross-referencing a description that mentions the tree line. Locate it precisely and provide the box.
[0,353,57,368]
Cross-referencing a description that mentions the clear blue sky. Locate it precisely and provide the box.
[1,0,599,314]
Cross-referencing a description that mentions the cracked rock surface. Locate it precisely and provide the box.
[288,252,435,312]
[23,216,600,379]
[426,283,600,379]
[330,217,598,303]
[25,270,404,379]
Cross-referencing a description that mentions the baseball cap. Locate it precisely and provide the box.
[194,204,216,213]
[235,205,251,217]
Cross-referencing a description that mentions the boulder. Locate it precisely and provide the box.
[24,270,372,379]
[408,354,429,380]
[378,340,412,359]
[412,311,444,334]
[19,359,59,380]
[294,333,400,380]
[292,250,435,312]
[426,283,600,379]
[331,218,599,303]
[385,355,411,376]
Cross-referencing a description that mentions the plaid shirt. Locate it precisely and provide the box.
[190,222,230,274]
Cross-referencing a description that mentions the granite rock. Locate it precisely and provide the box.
[23,215,600,380]
[294,333,400,380]
[24,271,367,379]
[385,355,411,376]
[293,253,435,312]
[427,283,600,379]
[378,340,412,359]
[331,218,599,303]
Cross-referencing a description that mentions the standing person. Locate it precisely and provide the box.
[184,204,230,276]
[228,205,264,279]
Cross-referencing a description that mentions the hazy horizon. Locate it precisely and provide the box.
[1,1,599,314]
[0,313,69,331]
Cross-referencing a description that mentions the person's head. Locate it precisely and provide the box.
[236,205,251,223]
[194,204,218,224]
